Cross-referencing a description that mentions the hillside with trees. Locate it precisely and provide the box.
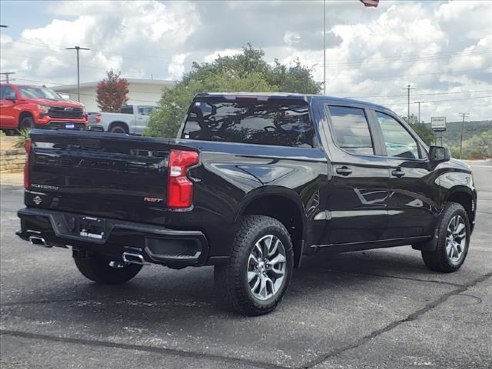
[424,120,492,159]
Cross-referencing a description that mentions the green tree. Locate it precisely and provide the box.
[402,114,435,146]
[411,123,435,146]
[96,70,129,112]
[146,44,321,137]
[461,130,492,159]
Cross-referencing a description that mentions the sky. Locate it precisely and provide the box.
[0,0,491,122]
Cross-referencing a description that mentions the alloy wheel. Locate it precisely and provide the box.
[247,234,287,301]
[445,215,467,265]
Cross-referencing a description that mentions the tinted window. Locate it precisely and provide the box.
[138,106,154,116]
[376,112,420,159]
[327,105,374,155]
[18,86,62,100]
[0,86,16,100]
[119,105,134,114]
[181,99,314,148]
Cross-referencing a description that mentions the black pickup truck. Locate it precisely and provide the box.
[17,93,477,316]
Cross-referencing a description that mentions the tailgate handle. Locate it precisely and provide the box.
[391,168,405,178]
[336,166,352,176]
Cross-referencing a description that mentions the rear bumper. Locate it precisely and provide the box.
[87,124,105,132]
[17,208,209,267]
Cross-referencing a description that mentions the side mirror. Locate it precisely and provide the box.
[429,146,450,163]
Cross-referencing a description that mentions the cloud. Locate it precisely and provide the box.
[0,0,491,121]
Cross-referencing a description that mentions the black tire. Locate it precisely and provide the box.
[422,202,470,273]
[18,116,34,132]
[109,123,128,134]
[74,254,142,284]
[214,215,294,316]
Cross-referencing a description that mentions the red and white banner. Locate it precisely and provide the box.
[360,0,379,7]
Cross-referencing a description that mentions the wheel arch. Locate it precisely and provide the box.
[108,121,129,133]
[414,187,475,252]
[446,188,475,231]
[19,111,34,125]
[235,188,306,268]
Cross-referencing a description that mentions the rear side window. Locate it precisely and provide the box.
[327,105,374,155]
[0,86,16,100]
[181,99,314,148]
[119,106,134,114]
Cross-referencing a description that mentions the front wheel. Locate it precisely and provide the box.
[18,116,34,132]
[74,254,142,284]
[422,202,470,273]
[215,215,294,316]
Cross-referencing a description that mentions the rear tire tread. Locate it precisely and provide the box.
[215,215,293,316]
[74,255,142,285]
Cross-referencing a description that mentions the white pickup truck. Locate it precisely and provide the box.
[88,105,157,135]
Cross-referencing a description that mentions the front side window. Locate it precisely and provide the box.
[138,106,154,116]
[327,105,374,155]
[376,112,420,159]
[181,98,314,148]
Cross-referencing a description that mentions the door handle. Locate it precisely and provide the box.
[336,166,352,176]
[391,168,405,178]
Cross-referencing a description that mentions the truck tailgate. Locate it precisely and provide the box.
[26,130,191,224]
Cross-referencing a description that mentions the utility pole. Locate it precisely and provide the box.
[414,101,424,123]
[0,72,15,83]
[458,112,470,159]
[66,46,90,102]
[403,84,415,123]
[323,0,326,95]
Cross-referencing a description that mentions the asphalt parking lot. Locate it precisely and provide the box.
[1,162,491,369]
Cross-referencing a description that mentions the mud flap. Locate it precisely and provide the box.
[412,228,439,251]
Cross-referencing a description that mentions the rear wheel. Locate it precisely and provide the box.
[422,202,470,273]
[214,215,293,316]
[109,123,128,134]
[74,254,142,284]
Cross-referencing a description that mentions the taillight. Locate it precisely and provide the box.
[167,149,199,209]
[95,113,101,123]
[24,138,32,189]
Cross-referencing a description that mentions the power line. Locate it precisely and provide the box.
[388,95,492,106]
[346,89,492,99]
[7,36,492,68]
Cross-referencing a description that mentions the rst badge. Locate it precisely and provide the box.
[143,197,163,203]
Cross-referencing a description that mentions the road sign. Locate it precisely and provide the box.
[431,117,446,132]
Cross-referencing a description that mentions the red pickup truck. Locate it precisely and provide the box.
[0,83,87,133]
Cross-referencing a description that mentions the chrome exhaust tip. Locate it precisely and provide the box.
[29,235,50,247]
[122,251,148,265]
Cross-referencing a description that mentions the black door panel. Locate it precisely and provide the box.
[318,104,390,245]
[373,111,437,239]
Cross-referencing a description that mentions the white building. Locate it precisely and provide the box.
[53,79,175,112]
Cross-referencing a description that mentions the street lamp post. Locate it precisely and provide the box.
[66,46,90,102]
